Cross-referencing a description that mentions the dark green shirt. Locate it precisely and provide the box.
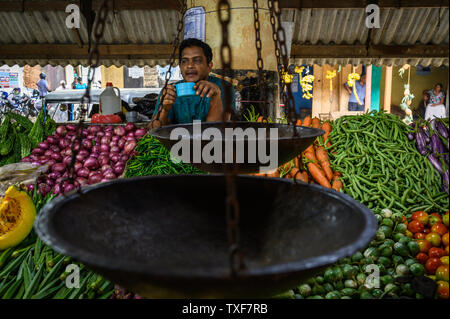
[153,75,236,124]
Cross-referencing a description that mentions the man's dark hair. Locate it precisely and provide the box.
[179,38,213,64]
[77,77,82,82]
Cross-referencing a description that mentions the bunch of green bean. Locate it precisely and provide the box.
[125,135,204,177]
[327,111,448,216]
[0,190,114,299]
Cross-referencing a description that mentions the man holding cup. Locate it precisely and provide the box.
[149,38,235,128]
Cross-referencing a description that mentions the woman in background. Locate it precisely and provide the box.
[425,83,446,121]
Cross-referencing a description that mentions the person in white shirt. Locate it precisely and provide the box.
[56,80,68,91]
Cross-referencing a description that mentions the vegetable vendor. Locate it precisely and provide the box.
[425,83,446,121]
[344,72,366,112]
[149,38,236,128]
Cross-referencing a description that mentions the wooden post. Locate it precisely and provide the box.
[384,66,393,113]
[312,64,322,118]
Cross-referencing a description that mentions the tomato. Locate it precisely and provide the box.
[408,220,424,233]
[425,257,442,275]
[436,281,449,300]
[416,252,429,264]
[405,230,413,238]
[442,233,449,247]
[431,223,448,236]
[423,228,431,234]
[417,239,432,253]
[443,214,449,227]
[429,215,442,227]
[425,232,442,247]
[441,256,449,266]
[414,232,426,240]
[429,247,446,258]
[401,216,408,226]
[436,265,449,281]
[446,246,449,255]
[412,211,429,226]
[430,213,443,219]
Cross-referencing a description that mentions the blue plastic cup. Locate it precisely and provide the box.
[176,82,196,97]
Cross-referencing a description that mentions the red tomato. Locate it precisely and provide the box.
[437,281,449,300]
[425,257,442,275]
[446,246,449,256]
[417,239,432,253]
[416,252,429,264]
[423,228,431,234]
[414,232,426,240]
[408,220,425,233]
[431,223,448,236]
[429,215,442,227]
[436,265,449,281]
[412,211,429,226]
[425,232,442,247]
[443,233,449,247]
[430,213,443,219]
[429,247,446,258]
[402,216,408,226]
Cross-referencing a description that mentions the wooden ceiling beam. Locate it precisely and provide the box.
[278,0,449,8]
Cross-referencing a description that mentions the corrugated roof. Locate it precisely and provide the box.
[0,6,448,67]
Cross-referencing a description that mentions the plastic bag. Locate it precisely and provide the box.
[0,162,49,196]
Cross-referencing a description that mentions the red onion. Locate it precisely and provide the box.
[134,129,147,139]
[111,146,120,153]
[55,177,64,184]
[82,129,88,136]
[105,125,114,132]
[114,126,126,136]
[45,178,55,187]
[76,154,86,162]
[39,141,50,150]
[30,154,39,161]
[63,156,73,167]
[110,154,120,163]
[120,154,129,162]
[117,139,125,149]
[27,184,35,193]
[21,157,31,163]
[112,136,120,142]
[101,136,111,145]
[101,164,113,173]
[39,183,51,196]
[92,145,101,154]
[127,131,135,138]
[100,144,110,153]
[32,148,44,155]
[110,141,118,148]
[48,172,61,180]
[88,173,102,185]
[73,142,80,151]
[77,168,90,178]
[87,134,95,140]
[126,136,136,142]
[59,139,69,149]
[74,162,83,172]
[82,139,92,150]
[66,130,76,136]
[46,160,56,168]
[94,137,101,144]
[76,177,88,186]
[104,171,117,180]
[105,131,113,138]
[97,131,105,137]
[99,157,109,166]
[114,161,125,168]
[90,152,99,159]
[84,157,99,170]
[78,149,90,157]
[64,148,73,156]
[31,161,41,167]
[125,122,135,132]
[124,140,137,154]
[44,149,53,157]
[56,126,67,136]
[46,136,57,145]
[63,183,75,193]
[53,184,61,195]
[66,124,76,131]
[88,125,101,134]
[113,165,124,175]
[50,145,60,153]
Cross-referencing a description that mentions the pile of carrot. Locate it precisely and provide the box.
[252,116,343,192]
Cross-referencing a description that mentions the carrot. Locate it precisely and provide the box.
[296,119,302,126]
[311,117,321,128]
[333,171,342,179]
[321,122,332,133]
[257,116,264,123]
[289,167,299,179]
[316,147,333,181]
[294,156,300,168]
[293,170,308,183]
[303,151,317,163]
[266,169,280,178]
[304,145,314,154]
[302,116,312,127]
[282,161,293,171]
[307,162,331,188]
[332,179,343,192]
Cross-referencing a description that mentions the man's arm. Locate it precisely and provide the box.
[194,80,231,121]
[147,84,176,128]
[344,83,352,95]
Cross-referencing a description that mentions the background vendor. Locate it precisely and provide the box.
[425,83,446,121]
[344,72,366,112]
[149,38,236,128]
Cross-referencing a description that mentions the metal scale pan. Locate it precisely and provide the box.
[149,121,325,173]
[35,174,377,298]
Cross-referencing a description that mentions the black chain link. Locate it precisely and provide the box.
[252,0,267,119]
[218,0,245,277]
[268,0,297,128]
[150,0,187,129]
[58,0,109,195]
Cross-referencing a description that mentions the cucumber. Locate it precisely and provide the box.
[8,112,33,131]
[0,134,14,156]
[18,133,32,158]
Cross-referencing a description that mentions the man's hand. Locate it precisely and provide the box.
[194,81,220,99]
[160,84,177,111]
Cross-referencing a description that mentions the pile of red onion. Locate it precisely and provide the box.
[22,123,147,196]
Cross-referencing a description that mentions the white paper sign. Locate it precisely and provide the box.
[128,66,144,79]
[184,7,205,41]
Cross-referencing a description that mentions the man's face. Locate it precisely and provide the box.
[179,46,212,82]
[360,75,366,84]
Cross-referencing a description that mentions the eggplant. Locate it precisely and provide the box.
[428,154,443,174]
[407,132,415,141]
[436,120,449,139]
[422,129,431,144]
[443,170,449,194]
[431,133,444,155]
[416,131,428,155]
[444,153,449,165]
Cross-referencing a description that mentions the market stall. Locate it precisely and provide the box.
[0,0,449,301]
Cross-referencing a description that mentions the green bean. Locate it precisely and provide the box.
[0,249,28,278]
[2,278,23,299]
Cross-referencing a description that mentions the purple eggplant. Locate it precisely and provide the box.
[416,131,428,155]
[430,119,438,132]
[428,153,443,174]
[444,153,449,165]
[443,170,449,194]
[436,120,449,139]
[422,129,431,144]
[407,132,415,141]
[431,133,444,155]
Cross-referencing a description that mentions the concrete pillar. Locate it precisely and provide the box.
[187,0,280,119]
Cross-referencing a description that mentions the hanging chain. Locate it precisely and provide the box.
[149,0,187,128]
[57,0,109,195]
[252,0,267,118]
[268,0,297,127]
[218,0,245,277]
